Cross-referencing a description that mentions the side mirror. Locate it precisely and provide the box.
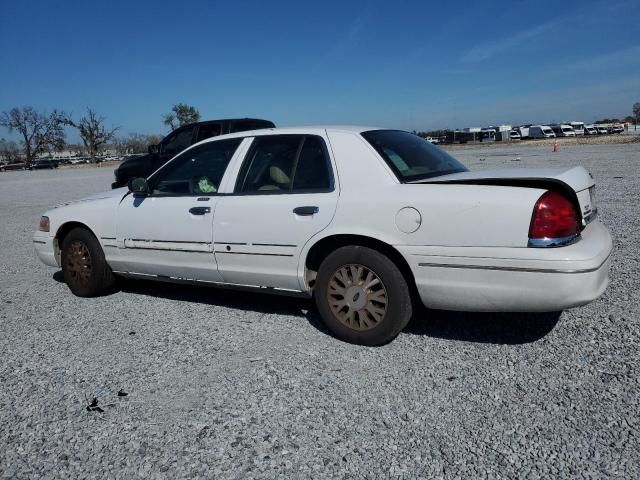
[128,177,150,196]
[148,144,159,155]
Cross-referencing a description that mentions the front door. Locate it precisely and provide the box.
[116,138,244,282]
[214,134,339,291]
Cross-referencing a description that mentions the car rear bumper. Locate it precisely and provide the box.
[33,231,58,268]
[398,220,612,312]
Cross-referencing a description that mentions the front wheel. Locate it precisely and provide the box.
[61,227,116,297]
[315,246,413,346]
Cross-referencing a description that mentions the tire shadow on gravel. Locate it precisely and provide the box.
[52,271,560,344]
[61,273,334,334]
[405,308,561,345]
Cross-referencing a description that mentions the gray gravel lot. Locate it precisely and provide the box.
[1,143,639,479]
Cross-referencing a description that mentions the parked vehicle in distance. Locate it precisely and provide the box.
[0,161,27,172]
[509,130,521,140]
[29,159,59,170]
[34,127,612,346]
[596,125,609,134]
[584,125,598,135]
[611,124,624,134]
[570,122,585,135]
[529,125,556,138]
[517,126,531,139]
[551,124,576,137]
[111,118,275,188]
[69,157,89,165]
[480,129,496,142]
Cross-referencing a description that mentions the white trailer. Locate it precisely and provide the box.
[570,122,585,135]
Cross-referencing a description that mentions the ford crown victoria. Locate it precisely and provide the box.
[34,127,612,345]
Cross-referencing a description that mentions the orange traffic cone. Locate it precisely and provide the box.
[552,142,558,152]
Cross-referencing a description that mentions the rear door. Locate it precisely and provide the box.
[213,133,339,291]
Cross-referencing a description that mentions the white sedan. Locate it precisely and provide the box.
[34,127,612,345]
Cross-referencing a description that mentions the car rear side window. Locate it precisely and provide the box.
[161,127,195,157]
[292,136,331,191]
[196,123,222,142]
[151,138,242,195]
[362,130,468,182]
[236,135,333,194]
[230,120,275,133]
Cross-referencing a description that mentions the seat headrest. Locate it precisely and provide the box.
[270,165,290,184]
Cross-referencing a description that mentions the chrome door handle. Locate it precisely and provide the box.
[189,206,211,215]
[293,206,319,216]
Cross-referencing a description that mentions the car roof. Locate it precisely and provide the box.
[197,125,382,143]
[179,118,275,128]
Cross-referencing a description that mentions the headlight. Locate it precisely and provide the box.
[39,216,50,232]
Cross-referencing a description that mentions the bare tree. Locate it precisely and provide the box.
[0,138,21,163]
[162,103,201,130]
[0,107,66,166]
[66,108,119,163]
[66,143,86,157]
[113,133,163,154]
[633,102,640,131]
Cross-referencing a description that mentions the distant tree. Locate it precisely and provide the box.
[0,107,66,166]
[66,108,119,163]
[113,132,163,154]
[162,103,201,130]
[67,144,85,157]
[0,138,21,163]
[633,102,640,130]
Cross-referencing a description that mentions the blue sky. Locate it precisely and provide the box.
[1,0,638,141]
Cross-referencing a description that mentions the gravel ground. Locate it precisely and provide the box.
[1,142,638,479]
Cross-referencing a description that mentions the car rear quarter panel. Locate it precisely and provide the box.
[323,129,544,248]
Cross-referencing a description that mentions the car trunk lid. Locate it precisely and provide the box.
[414,166,597,223]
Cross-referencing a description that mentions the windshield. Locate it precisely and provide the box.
[562,127,573,132]
[362,130,468,182]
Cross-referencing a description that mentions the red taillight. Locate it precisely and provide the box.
[529,191,579,239]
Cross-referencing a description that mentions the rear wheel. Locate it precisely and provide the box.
[61,227,115,297]
[315,246,412,346]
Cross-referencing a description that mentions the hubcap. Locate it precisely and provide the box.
[66,240,92,284]
[327,264,388,331]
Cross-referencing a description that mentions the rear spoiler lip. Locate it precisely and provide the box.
[415,177,586,191]
[412,165,595,192]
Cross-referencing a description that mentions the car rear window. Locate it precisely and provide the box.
[362,130,468,182]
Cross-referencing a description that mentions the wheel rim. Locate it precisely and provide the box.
[327,264,388,331]
[65,240,92,285]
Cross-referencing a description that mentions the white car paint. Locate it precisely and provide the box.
[34,126,612,313]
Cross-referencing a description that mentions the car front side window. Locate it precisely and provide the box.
[150,138,242,196]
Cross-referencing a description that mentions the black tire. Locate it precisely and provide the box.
[315,246,413,346]
[61,227,116,297]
